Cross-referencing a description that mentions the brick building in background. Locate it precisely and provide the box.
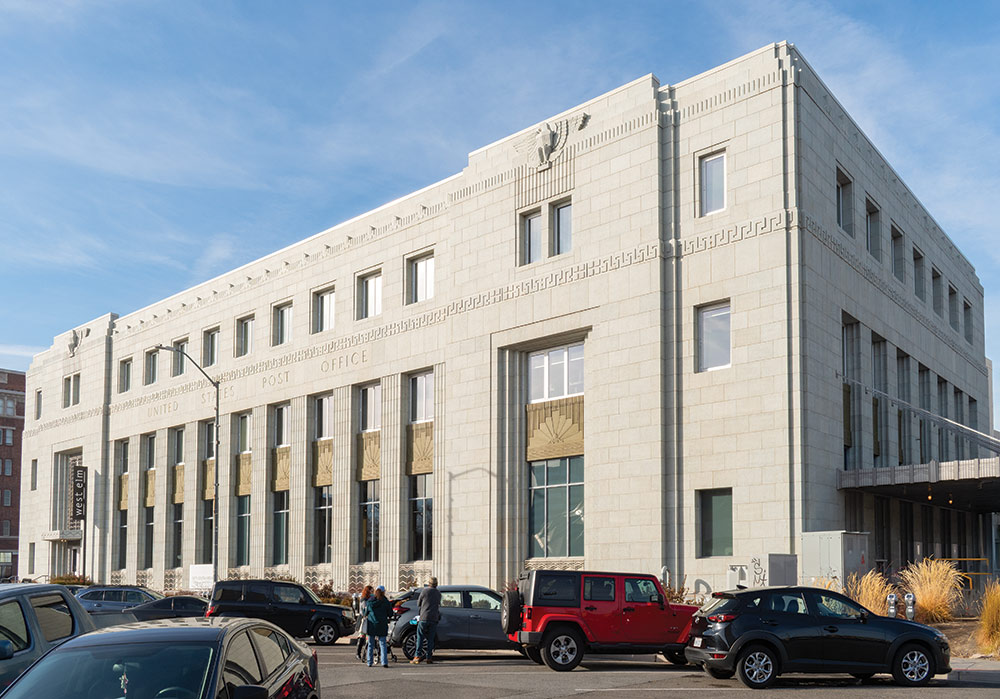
[0,370,23,580]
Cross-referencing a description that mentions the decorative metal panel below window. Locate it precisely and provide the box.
[272,446,291,491]
[357,432,381,481]
[312,440,333,487]
[526,396,584,461]
[172,464,184,504]
[202,458,215,500]
[236,453,252,497]
[406,422,434,476]
[144,470,156,508]
[118,474,128,510]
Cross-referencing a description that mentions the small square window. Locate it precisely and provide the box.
[171,339,188,377]
[553,202,572,255]
[698,488,733,557]
[272,303,292,346]
[118,359,132,393]
[700,153,725,216]
[273,404,290,446]
[697,303,731,372]
[144,351,158,385]
[237,413,252,453]
[313,287,335,333]
[236,315,254,357]
[409,371,434,423]
[522,212,541,264]
[409,254,434,304]
[359,383,381,432]
[358,272,382,320]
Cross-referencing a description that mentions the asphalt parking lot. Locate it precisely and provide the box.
[315,641,999,698]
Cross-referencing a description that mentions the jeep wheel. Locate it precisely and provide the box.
[501,590,522,635]
[525,646,544,665]
[313,621,339,646]
[891,643,933,687]
[541,628,584,671]
[661,649,687,665]
[736,644,778,689]
[400,629,418,660]
[703,664,734,680]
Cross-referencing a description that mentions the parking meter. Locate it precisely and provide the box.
[886,593,897,618]
[904,593,916,621]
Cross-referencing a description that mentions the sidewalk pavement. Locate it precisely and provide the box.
[948,657,1000,685]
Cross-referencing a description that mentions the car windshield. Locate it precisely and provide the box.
[698,595,741,615]
[2,640,215,699]
[303,586,323,604]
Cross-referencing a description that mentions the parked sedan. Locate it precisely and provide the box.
[76,585,162,614]
[389,585,519,659]
[127,595,208,621]
[685,586,951,689]
[0,617,321,699]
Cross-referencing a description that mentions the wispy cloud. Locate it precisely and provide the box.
[0,344,45,357]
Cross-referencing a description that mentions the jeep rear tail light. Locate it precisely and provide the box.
[205,605,216,617]
[393,604,408,614]
[707,613,737,623]
[525,608,532,620]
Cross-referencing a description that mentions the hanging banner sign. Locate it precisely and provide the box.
[71,464,87,521]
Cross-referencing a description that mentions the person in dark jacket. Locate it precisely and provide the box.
[366,586,392,668]
[411,577,442,664]
[356,584,374,662]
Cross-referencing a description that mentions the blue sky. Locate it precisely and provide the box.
[1,0,998,420]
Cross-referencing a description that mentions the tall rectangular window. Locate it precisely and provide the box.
[700,152,725,216]
[409,372,434,423]
[900,501,915,564]
[117,439,129,474]
[170,427,184,466]
[522,212,542,265]
[954,388,966,460]
[30,459,37,491]
[314,394,332,440]
[28,543,35,575]
[203,420,216,459]
[359,480,380,563]
[836,167,853,235]
[203,328,219,367]
[272,303,292,346]
[273,404,289,447]
[891,227,905,281]
[2,491,9,507]
[940,508,952,558]
[865,199,881,261]
[3,460,9,476]
[117,511,127,570]
[553,202,572,255]
[409,473,433,561]
[34,389,41,419]
[698,488,733,557]
[921,505,933,558]
[142,433,156,470]
[172,503,183,568]
[235,494,250,567]
[200,500,214,564]
[913,247,926,300]
[359,272,382,319]
[144,350,158,385]
[948,285,960,331]
[313,486,332,564]
[171,339,188,377]
[272,491,288,566]
[697,302,731,372]
[931,268,943,316]
[118,359,131,393]
[313,287,335,333]
[528,343,584,403]
[528,456,584,558]
[918,365,932,463]
[62,373,80,407]
[409,254,434,304]
[963,299,974,344]
[143,506,154,569]
[236,315,254,357]
[237,413,252,453]
[360,383,381,432]
[937,378,950,462]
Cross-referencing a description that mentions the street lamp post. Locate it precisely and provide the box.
[155,345,221,584]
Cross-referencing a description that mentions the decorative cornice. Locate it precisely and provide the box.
[801,212,987,377]
[24,406,104,438]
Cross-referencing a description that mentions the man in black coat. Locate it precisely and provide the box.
[411,577,441,664]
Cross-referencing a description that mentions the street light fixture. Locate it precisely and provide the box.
[154,344,221,585]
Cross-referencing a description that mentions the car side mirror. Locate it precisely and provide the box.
[231,686,268,699]
[650,593,664,607]
[0,640,14,660]
[859,610,869,623]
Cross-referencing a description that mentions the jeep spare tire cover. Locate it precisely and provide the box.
[501,590,522,635]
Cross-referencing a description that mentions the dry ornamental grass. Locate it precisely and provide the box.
[897,558,964,623]
[976,580,1000,656]
[845,570,897,616]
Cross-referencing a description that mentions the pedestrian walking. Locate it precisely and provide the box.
[366,585,392,668]
[410,577,441,664]
[355,585,373,662]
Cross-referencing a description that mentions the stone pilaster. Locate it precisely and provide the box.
[182,420,200,584]
[151,427,169,590]
[289,396,308,581]
[217,415,232,574]
[125,438,141,582]
[330,386,353,589]
[379,374,403,589]
[249,405,267,576]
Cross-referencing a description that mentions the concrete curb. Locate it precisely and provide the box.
[947,657,1000,685]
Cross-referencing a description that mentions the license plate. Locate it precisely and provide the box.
[693,637,703,648]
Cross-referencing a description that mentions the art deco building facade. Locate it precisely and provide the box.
[20,43,996,593]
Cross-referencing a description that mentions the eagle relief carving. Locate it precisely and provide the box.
[514,113,590,169]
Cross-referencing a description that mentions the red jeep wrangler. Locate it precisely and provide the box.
[502,569,699,671]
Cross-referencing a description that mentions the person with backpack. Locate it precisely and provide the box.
[366,586,392,668]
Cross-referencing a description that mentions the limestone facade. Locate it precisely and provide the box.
[20,43,992,593]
